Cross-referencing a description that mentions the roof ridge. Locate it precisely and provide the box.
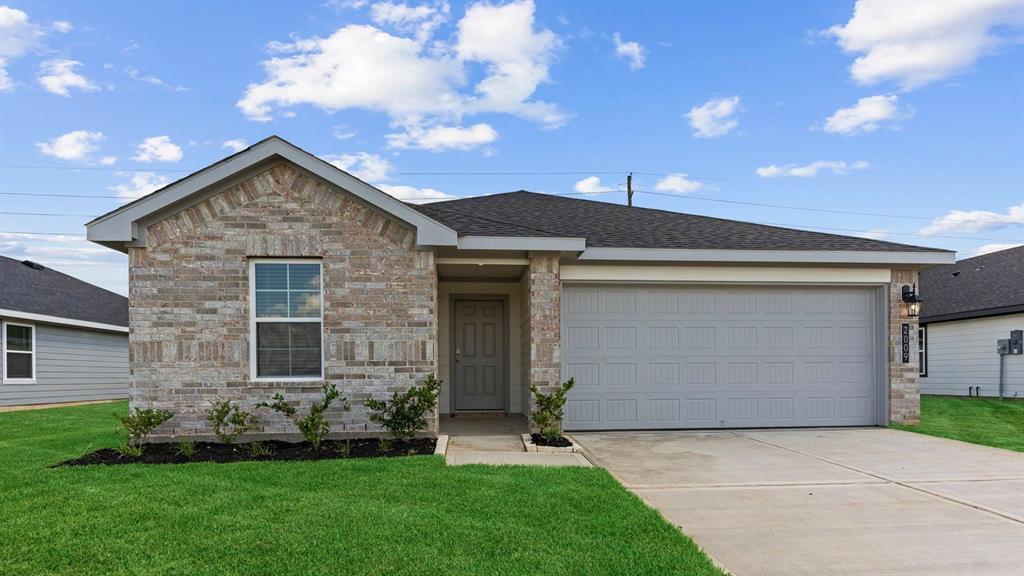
[417,202,570,238]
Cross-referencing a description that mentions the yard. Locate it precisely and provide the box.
[891,395,1024,452]
[0,401,724,576]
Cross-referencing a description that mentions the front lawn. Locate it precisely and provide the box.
[0,402,724,576]
[892,395,1024,452]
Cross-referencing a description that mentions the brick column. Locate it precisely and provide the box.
[526,255,561,428]
[889,268,920,425]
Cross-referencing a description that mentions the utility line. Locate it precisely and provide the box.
[1,211,97,217]
[0,164,190,173]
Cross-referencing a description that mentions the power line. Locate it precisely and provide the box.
[0,192,123,199]
[0,230,86,237]
[1,211,97,217]
[0,163,190,173]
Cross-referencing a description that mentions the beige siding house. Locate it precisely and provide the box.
[85,136,953,438]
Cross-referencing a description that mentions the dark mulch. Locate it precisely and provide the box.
[55,438,437,467]
[530,433,573,448]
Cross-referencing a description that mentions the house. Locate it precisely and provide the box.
[919,245,1024,398]
[0,255,129,406]
[85,136,954,437]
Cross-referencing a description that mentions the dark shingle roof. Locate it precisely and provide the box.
[920,245,1024,323]
[0,256,128,328]
[415,191,948,252]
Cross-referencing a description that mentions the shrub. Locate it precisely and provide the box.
[530,378,575,442]
[377,438,393,453]
[113,441,142,458]
[175,440,196,459]
[206,399,258,444]
[336,439,352,458]
[365,374,441,441]
[248,441,273,457]
[117,408,173,450]
[257,383,349,450]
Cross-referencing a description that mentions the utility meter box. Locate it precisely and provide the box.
[998,339,1011,355]
[1011,330,1023,354]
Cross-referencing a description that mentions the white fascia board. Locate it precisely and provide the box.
[0,309,129,333]
[577,248,956,266]
[457,236,587,251]
[561,265,892,284]
[85,137,458,248]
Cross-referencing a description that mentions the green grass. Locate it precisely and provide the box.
[892,395,1024,452]
[0,402,724,576]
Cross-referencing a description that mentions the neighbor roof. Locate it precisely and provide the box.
[415,191,949,253]
[0,256,128,330]
[920,245,1024,323]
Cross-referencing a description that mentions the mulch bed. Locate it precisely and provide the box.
[55,438,437,467]
[530,433,573,448]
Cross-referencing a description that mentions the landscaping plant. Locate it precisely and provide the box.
[117,407,173,452]
[175,440,196,459]
[257,383,349,450]
[365,374,441,441]
[206,399,258,444]
[248,441,273,457]
[530,378,575,442]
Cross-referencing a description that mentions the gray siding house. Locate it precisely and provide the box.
[0,256,129,406]
[919,245,1024,397]
[84,136,953,438]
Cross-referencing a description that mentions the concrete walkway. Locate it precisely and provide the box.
[442,432,591,467]
[573,428,1024,576]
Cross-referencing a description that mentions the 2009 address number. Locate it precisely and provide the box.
[901,323,910,364]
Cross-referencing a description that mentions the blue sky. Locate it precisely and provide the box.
[1,0,1022,295]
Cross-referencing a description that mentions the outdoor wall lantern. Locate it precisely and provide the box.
[901,284,922,317]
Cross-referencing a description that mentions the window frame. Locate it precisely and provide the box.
[2,321,37,384]
[248,259,324,382]
[918,325,928,377]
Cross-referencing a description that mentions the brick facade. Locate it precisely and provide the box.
[129,162,438,439]
[888,268,921,425]
[525,255,561,429]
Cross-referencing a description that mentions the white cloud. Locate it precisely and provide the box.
[109,172,172,201]
[332,125,357,140]
[222,139,248,153]
[613,32,645,70]
[828,1,1024,90]
[35,130,104,160]
[133,136,183,163]
[855,228,889,241]
[686,96,740,138]
[51,20,72,33]
[37,58,98,96]
[376,184,456,204]
[574,176,614,194]
[238,1,564,133]
[919,204,1024,236]
[654,173,703,193]
[0,58,12,91]
[973,242,1023,256]
[756,160,869,178]
[0,6,43,58]
[98,155,117,165]
[370,1,447,41]
[823,94,907,135]
[323,151,393,182]
[387,122,497,151]
[126,67,188,92]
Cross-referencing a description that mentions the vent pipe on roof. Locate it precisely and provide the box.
[627,172,633,207]
[21,260,45,270]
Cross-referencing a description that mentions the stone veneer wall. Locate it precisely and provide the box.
[889,268,921,425]
[129,162,438,438]
[525,255,561,430]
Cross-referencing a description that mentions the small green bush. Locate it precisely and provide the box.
[365,374,441,441]
[175,440,196,459]
[377,438,393,453]
[117,408,173,450]
[530,378,575,442]
[248,441,273,457]
[257,383,349,450]
[206,399,258,444]
[113,441,142,458]
[336,439,352,458]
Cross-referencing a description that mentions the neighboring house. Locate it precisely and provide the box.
[919,245,1024,398]
[0,255,129,406]
[85,136,953,437]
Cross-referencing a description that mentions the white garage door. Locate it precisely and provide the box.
[561,285,882,430]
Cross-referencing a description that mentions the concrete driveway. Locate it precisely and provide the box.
[573,428,1024,576]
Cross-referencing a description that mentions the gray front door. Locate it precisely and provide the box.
[454,300,505,411]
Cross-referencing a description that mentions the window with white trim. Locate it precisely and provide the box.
[3,322,35,382]
[250,260,323,380]
[918,326,927,377]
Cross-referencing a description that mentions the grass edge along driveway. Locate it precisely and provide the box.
[0,401,725,576]
[891,395,1024,452]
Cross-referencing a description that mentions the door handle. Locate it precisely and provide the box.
[455,347,462,363]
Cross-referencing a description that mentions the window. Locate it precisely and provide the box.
[250,260,323,380]
[3,322,35,382]
[918,326,927,377]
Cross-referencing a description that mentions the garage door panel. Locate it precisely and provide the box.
[562,285,880,430]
